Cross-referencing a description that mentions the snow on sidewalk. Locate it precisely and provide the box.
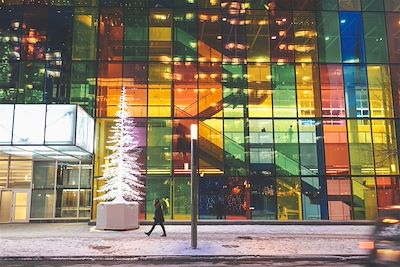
[0,224,373,257]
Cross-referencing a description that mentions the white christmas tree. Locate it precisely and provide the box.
[96,87,143,203]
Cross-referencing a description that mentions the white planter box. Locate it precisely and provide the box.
[96,202,139,230]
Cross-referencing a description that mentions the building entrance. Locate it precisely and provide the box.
[0,189,31,223]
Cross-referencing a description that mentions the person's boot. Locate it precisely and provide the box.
[145,232,150,236]
[161,233,166,237]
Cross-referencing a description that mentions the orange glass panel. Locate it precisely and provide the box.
[148,62,172,117]
[123,63,147,117]
[174,62,198,117]
[323,120,350,176]
[198,62,223,118]
[327,177,352,221]
[96,63,122,117]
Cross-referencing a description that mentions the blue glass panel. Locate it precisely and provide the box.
[343,65,369,118]
[339,12,365,63]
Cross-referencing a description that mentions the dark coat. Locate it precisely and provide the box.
[154,205,164,223]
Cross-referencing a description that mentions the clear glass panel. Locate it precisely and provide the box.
[13,105,46,144]
[79,189,91,218]
[339,0,361,10]
[247,64,272,117]
[32,161,55,189]
[13,192,28,220]
[0,161,8,188]
[361,0,384,11]
[199,177,225,219]
[76,106,94,153]
[250,177,276,220]
[57,189,78,217]
[173,177,191,220]
[249,119,274,176]
[302,177,321,220]
[293,12,318,63]
[45,105,76,145]
[146,178,172,220]
[0,105,13,144]
[246,10,269,63]
[31,190,54,218]
[9,160,32,188]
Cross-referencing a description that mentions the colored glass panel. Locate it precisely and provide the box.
[96,62,122,117]
[198,10,221,62]
[385,0,400,11]
[327,177,352,220]
[198,62,223,118]
[372,120,399,175]
[363,12,388,63]
[245,10,269,63]
[250,177,276,220]
[362,0,384,11]
[147,119,172,175]
[173,10,197,62]
[99,8,123,61]
[222,8,246,63]
[301,177,321,220]
[296,64,320,117]
[376,177,400,210]
[299,120,319,176]
[316,11,341,63]
[224,119,247,176]
[293,12,317,63]
[149,10,172,61]
[272,63,296,117]
[173,120,195,173]
[123,63,148,117]
[277,177,302,220]
[72,8,98,60]
[323,119,350,176]
[320,64,345,118]
[173,177,191,220]
[348,119,374,175]
[249,119,274,175]
[124,9,148,61]
[339,12,365,63]
[343,65,369,118]
[270,12,294,63]
[386,13,400,63]
[367,65,393,118]
[223,64,246,118]
[352,177,377,220]
[247,63,272,117]
[339,0,361,10]
[199,119,224,174]
[148,62,172,117]
[274,119,300,176]
[315,0,338,10]
[70,62,96,116]
[173,62,198,117]
[146,178,172,220]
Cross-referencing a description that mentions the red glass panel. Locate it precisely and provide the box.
[327,177,352,220]
[99,8,123,61]
[320,64,345,118]
[376,177,400,209]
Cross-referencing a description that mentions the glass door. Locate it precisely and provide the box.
[0,190,12,223]
[0,189,31,223]
[13,190,31,222]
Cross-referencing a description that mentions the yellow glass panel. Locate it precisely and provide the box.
[148,89,171,117]
[149,27,172,41]
[247,64,272,117]
[367,66,394,118]
[296,64,316,117]
[372,120,399,175]
[348,119,374,175]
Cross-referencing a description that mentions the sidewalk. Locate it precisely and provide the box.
[0,223,373,259]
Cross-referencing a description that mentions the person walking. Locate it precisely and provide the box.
[145,199,166,237]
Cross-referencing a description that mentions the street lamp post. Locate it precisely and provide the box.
[190,124,198,249]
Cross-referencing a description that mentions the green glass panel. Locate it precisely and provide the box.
[124,11,148,61]
[223,64,247,118]
[173,10,197,61]
[272,63,296,117]
[18,62,45,103]
[299,120,318,176]
[70,62,96,116]
[363,13,388,63]
[72,8,98,60]
[316,12,341,63]
[146,178,172,220]
[147,119,172,175]
[274,120,300,176]
[174,0,197,8]
[352,177,377,220]
[277,177,302,220]
[173,177,191,220]
[246,0,269,9]
[362,0,384,11]
[316,0,338,10]
[75,0,98,6]
[0,63,18,104]
[348,119,374,175]
[301,177,321,220]
[224,119,247,176]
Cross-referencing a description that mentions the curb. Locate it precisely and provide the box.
[0,255,369,263]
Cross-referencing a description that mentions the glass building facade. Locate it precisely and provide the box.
[1,0,400,222]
